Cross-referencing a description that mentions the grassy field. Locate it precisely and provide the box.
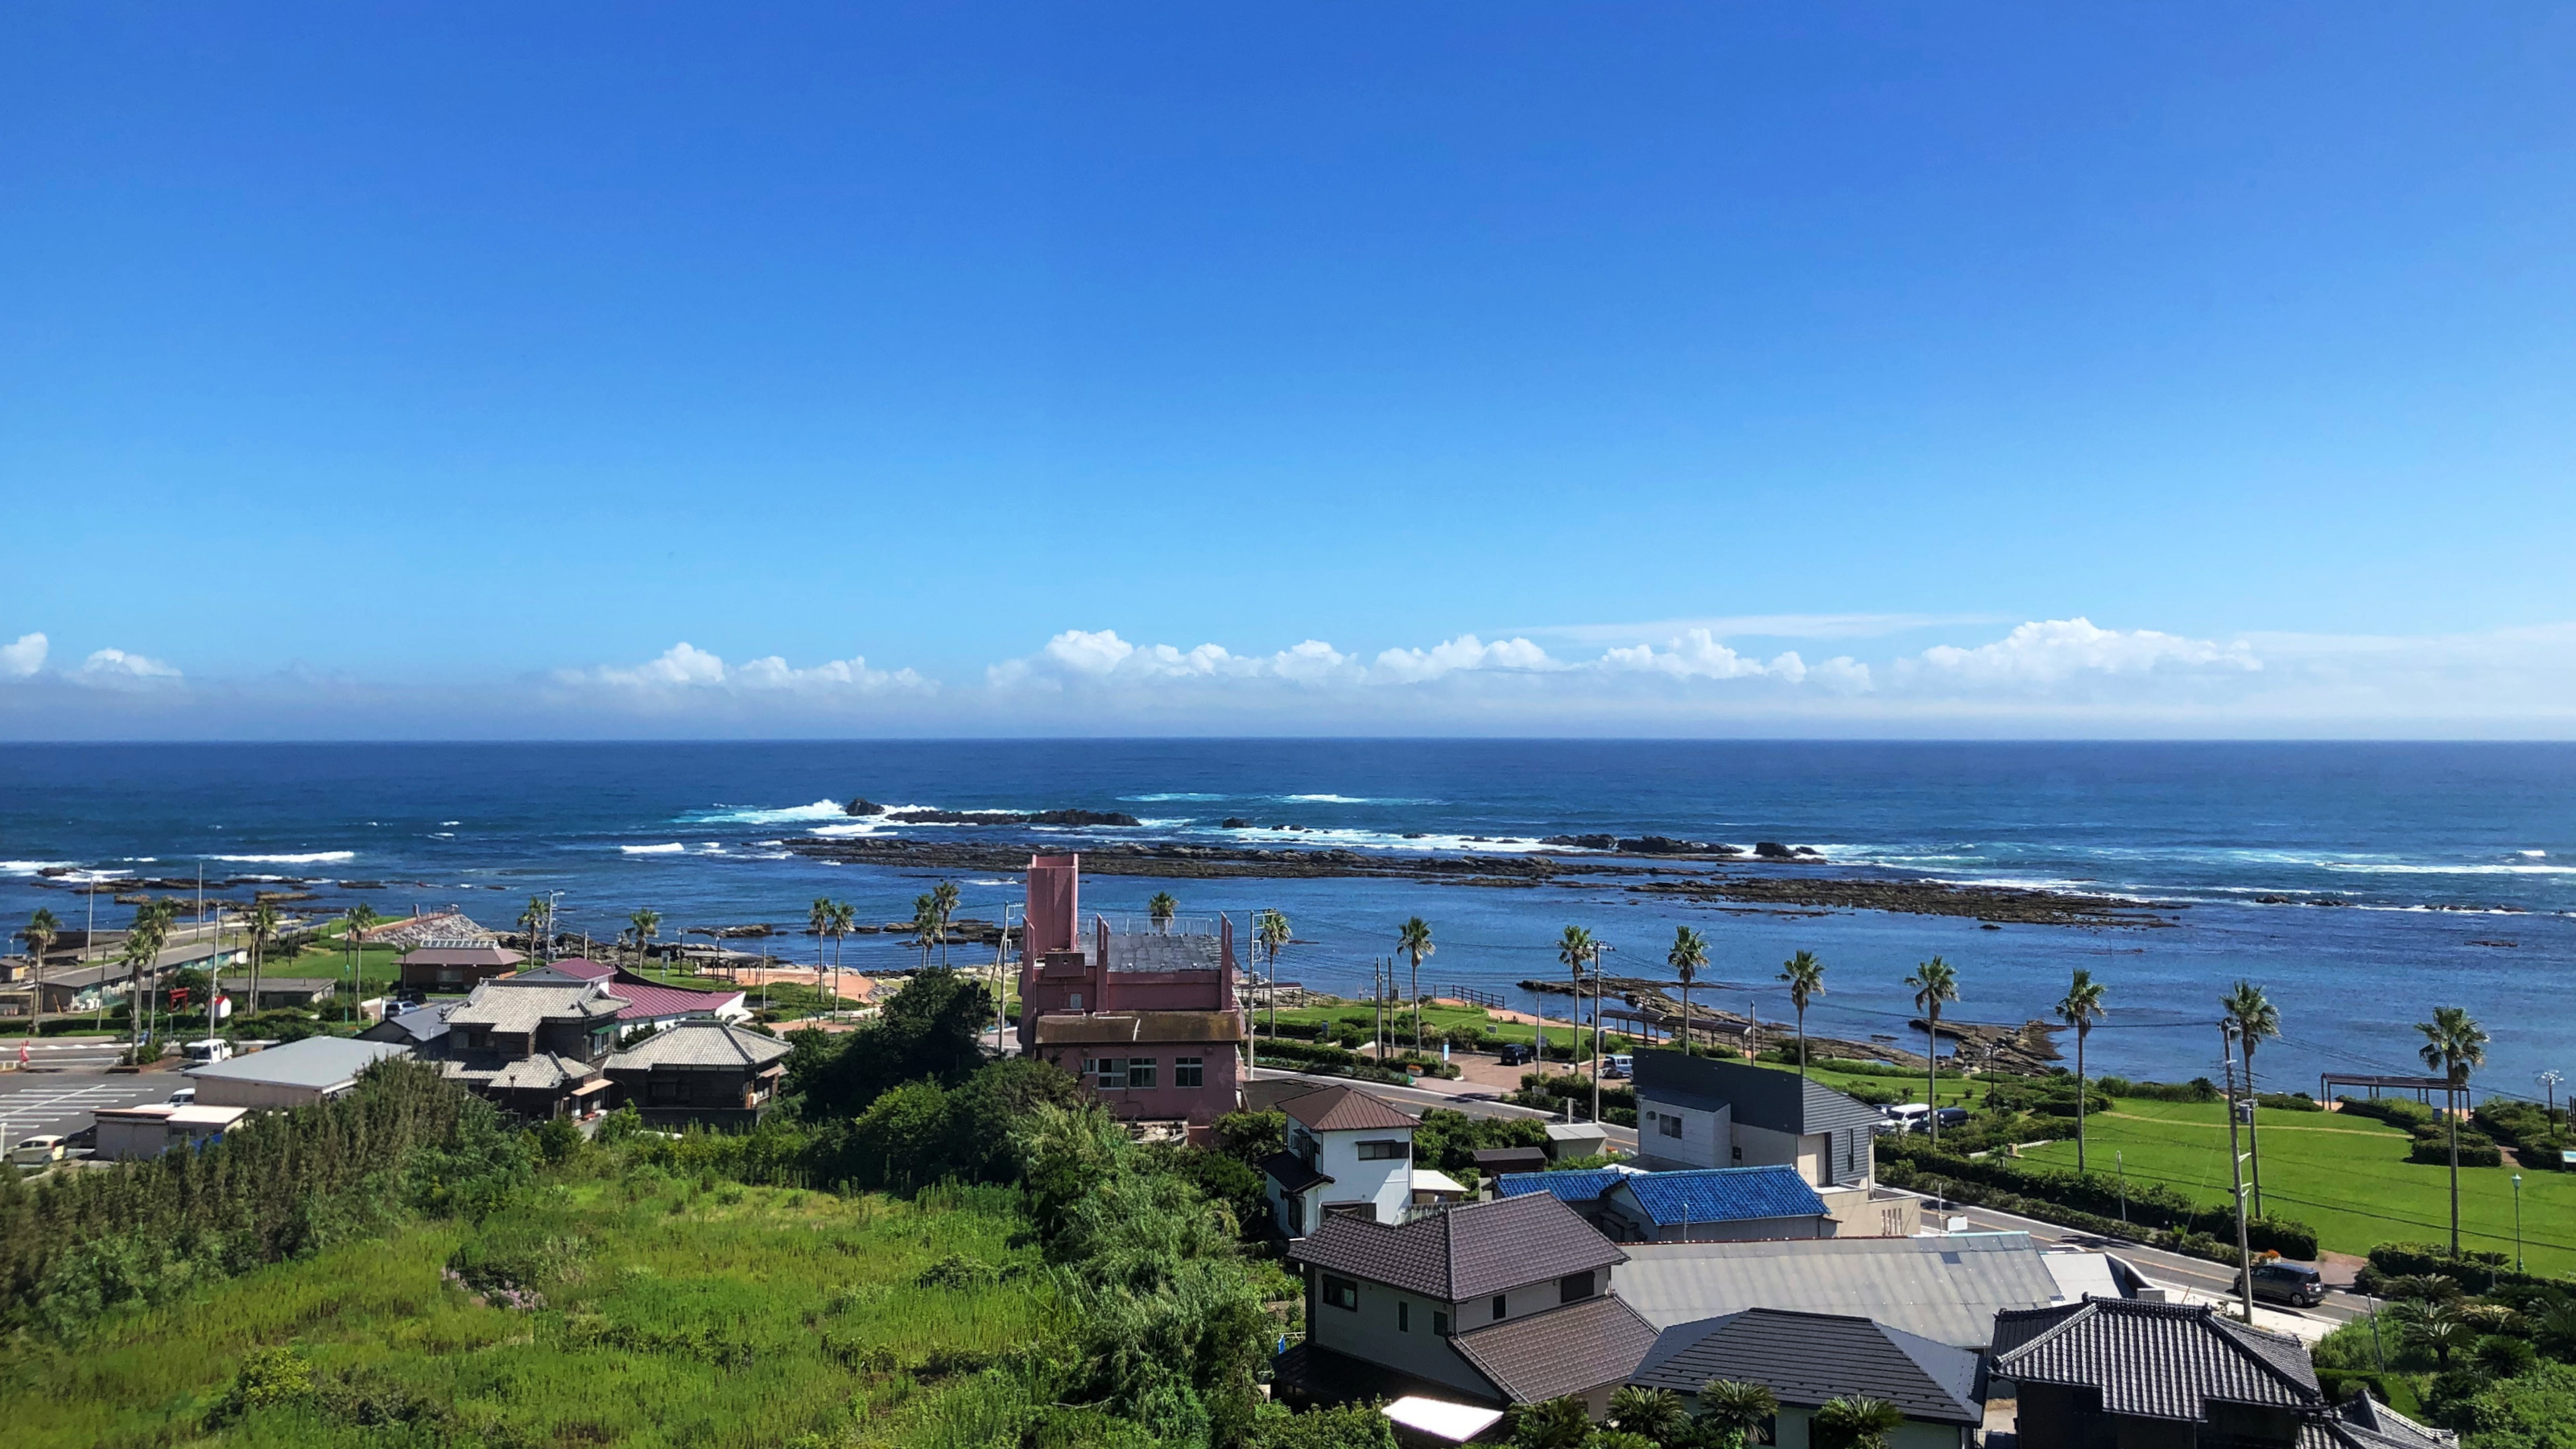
[2018,1097,2576,1274]
[0,1172,1055,1449]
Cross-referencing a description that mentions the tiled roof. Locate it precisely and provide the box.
[1496,1169,1625,1205]
[371,1001,456,1044]
[1612,1232,2060,1349]
[524,958,617,981]
[2330,1392,2457,1449]
[1032,1010,1245,1044]
[1614,1166,1829,1226]
[1291,1191,1626,1301]
[448,980,627,1031]
[486,1053,597,1092]
[1261,1150,1334,1195]
[1633,1307,1983,1424]
[1990,1298,2319,1422]
[361,911,500,948]
[1450,1294,1661,1404]
[398,945,525,968]
[1282,1084,1418,1133]
[605,1020,791,1071]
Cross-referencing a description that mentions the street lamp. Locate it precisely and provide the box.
[2512,1173,2524,1272]
[2116,1150,2128,1225]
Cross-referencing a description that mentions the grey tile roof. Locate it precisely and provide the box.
[1612,1232,2059,1348]
[2330,1392,2456,1449]
[1633,1307,1983,1424]
[447,979,627,1032]
[605,1020,791,1071]
[1989,1298,2319,1422]
[368,1001,456,1044]
[486,1053,597,1092]
[1633,1051,1881,1137]
[1282,1084,1418,1133]
[184,1036,411,1089]
[1293,1191,1629,1302]
[1451,1293,1661,1404]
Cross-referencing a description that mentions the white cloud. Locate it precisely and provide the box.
[76,647,182,687]
[1529,613,2005,644]
[1905,617,2260,686]
[1600,627,1822,683]
[988,630,1360,690]
[1369,634,1558,683]
[565,642,925,695]
[0,633,44,678]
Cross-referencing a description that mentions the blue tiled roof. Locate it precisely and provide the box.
[1616,1166,1827,1225]
[1496,1169,1625,1205]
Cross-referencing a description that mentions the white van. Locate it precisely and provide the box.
[1880,1102,1932,1134]
[180,1038,233,1066]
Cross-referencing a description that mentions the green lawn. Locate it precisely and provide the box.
[0,1174,1054,1449]
[2018,1098,2576,1275]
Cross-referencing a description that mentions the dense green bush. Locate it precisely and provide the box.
[1412,1108,1550,1187]
[2339,1095,2440,1130]
[2362,1242,2574,1298]
[2475,1099,2568,1150]
[2256,1092,2323,1113]
[2407,1125,2504,1169]
[2096,1075,2220,1104]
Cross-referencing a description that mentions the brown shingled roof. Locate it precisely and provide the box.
[1291,1191,1626,1302]
[1282,1084,1418,1133]
[1451,1294,1661,1404]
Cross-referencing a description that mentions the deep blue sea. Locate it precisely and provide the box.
[3,741,2569,1099]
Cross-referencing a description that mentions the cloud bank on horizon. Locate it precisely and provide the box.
[3,615,2572,738]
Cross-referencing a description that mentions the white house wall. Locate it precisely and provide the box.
[1635,1097,1728,1171]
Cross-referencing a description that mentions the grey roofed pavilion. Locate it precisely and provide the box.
[1610,1232,2061,1349]
[184,1036,413,1091]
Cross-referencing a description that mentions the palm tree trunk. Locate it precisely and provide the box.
[1797,1005,1809,1078]
[2448,1084,2462,1257]
[2074,1026,2088,1173]
[1926,1009,1939,1149]
[1681,983,1690,1057]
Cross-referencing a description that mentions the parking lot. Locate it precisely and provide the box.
[0,1062,184,1144]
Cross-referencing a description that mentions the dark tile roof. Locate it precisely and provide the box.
[2324,1392,2457,1449]
[1633,1307,1983,1424]
[1261,1150,1335,1195]
[1990,1298,2320,1422]
[1452,1293,1662,1404]
[1282,1084,1419,1133]
[1472,1147,1550,1174]
[1292,1191,1627,1301]
[604,1019,791,1071]
[1497,1169,1625,1205]
[1613,1166,1830,1227]
[1633,1051,1881,1137]
[1032,1010,1247,1045]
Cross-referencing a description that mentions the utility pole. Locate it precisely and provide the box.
[2223,1022,2255,1323]
[2541,1071,2565,1133]
[1591,941,1614,1125]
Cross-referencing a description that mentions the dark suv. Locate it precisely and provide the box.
[2235,1261,2326,1307]
[1494,1042,1534,1067]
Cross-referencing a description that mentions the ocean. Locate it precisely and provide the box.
[3,740,2568,1100]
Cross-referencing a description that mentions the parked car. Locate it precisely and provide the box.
[2236,1261,2326,1308]
[9,1134,68,1167]
[1881,1103,1931,1133]
[180,1038,233,1065]
[1934,1106,1971,1129]
[167,1087,197,1106]
[1494,1042,1535,1067]
[1604,1054,1635,1080]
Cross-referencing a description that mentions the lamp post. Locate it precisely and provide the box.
[2512,1173,2524,1272]
[2116,1150,2128,1225]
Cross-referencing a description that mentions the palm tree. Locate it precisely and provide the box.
[828,899,856,1009]
[1905,956,1960,1147]
[809,895,835,987]
[1695,1379,1779,1446]
[21,907,58,1030]
[2219,981,2280,1215]
[931,880,961,964]
[2416,1005,2491,1257]
[1397,917,1435,1055]
[1554,925,1596,1088]
[246,901,280,1022]
[1809,1396,1905,1449]
[1666,927,1707,1057]
[629,906,660,977]
[1512,1396,1592,1449]
[517,894,554,961]
[1256,909,1291,1038]
[1607,1386,1687,1446]
[342,903,379,1021]
[912,894,943,971]
[120,899,172,1051]
[2054,968,2109,1172]
[2388,1295,2471,1371]
[1146,891,1178,932]
[1780,950,1826,1077]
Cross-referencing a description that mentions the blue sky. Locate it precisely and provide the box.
[4,4,2574,737]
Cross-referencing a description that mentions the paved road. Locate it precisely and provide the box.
[0,1063,184,1142]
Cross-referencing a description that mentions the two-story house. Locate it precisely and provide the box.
[601,1018,794,1129]
[1018,853,1245,1141]
[1989,1298,2329,1449]
[1283,1191,1661,1415]
[1261,1084,1418,1235]
[432,975,628,1118]
[1631,1051,1890,1231]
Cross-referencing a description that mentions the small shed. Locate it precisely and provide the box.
[93,1103,251,1160]
[184,1036,411,1109]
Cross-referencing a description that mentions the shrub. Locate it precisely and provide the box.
[2096,1075,2219,1104]
[2256,1092,2323,1113]
[2408,1128,2504,1169]
[2475,1100,2564,1150]
[2362,1242,2574,1298]
[1878,1142,2320,1259]
[2339,1096,2439,1130]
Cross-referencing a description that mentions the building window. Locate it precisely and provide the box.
[1397,1301,1410,1332]
[1094,1059,1128,1089]
[1492,1294,1507,1321]
[1067,992,1082,1011]
[1126,1058,1157,1089]
[1323,1276,1359,1311]
[1731,1145,1743,1162]
[1174,1056,1203,1087]
[1286,1195,1305,1233]
[1433,1310,1451,1337]
[1658,1113,1682,1139]
[1356,1140,1406,1161]
[1558,1271,1595,1304]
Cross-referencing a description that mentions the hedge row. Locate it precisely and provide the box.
[1251,1038,1458,1080]
[2363,1241,2576,1298]
[1880,1141,2320,1259]
[1884,1161,2268,1269]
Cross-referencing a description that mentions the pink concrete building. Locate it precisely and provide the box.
[1018,852,1246,1141]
